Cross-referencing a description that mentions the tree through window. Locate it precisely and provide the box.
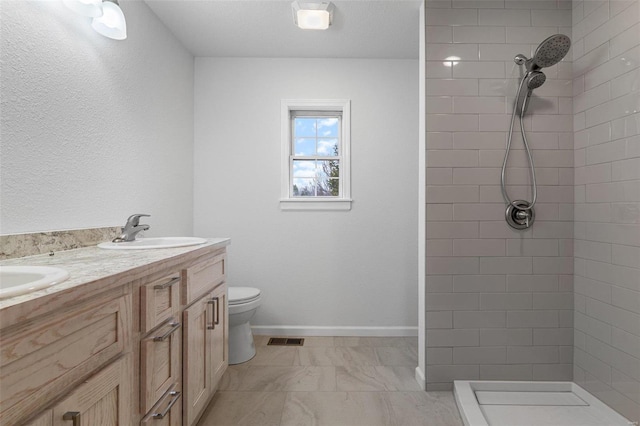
[291,115,341,197]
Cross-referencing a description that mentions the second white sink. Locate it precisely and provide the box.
[98,237,207,250]
[0,266,70,299]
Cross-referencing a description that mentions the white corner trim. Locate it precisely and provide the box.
[279,198,352,211]
[415,366,426,391]
[251,325,418,337]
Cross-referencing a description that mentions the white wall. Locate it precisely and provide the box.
[194,58,418,334]
[572,0,640,422]
[0,0,194,236]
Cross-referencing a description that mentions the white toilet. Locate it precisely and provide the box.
[227,286,261,364]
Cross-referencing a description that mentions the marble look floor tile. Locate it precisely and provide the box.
[295,347,379,366]
[280,391,391,426]
[245,345,297,366]
[385,391,463,426]
[336,365,423,391]
[236,366,337,391]
[218,365,250,391]
[375,346,418,366]
[196,391,286,426]
[299,336,336,347]
[253,335,270,346]
[334,337,413,347]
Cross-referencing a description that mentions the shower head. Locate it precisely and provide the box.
[514,34,571,71]
[526,71,546,90]
[531,34,571,69]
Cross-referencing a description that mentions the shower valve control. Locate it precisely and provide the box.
[506,201,535,230]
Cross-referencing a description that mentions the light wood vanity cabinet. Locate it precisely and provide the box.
[182,256,228,426]
[0,243,229,426]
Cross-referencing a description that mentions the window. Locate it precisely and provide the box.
[280,100,351,210]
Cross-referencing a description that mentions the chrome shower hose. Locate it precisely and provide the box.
[501,73,538,211]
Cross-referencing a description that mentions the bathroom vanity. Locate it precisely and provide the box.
[0,238,230,426]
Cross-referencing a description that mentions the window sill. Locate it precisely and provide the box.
[279,198,352,211]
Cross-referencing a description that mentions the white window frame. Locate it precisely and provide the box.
[280,99,352,211]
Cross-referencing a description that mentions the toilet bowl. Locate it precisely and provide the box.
[228,286,261,364]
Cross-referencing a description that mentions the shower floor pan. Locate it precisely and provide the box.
[454,380,631,426]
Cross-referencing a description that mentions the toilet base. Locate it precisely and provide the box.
[228,321,256,365]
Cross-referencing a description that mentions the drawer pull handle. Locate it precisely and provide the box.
[152,391,181,419]
[213,296,220,325]
[63,411,80,426]
[207,299,216,330]
[153,321,180,342]
[154,277,180,290]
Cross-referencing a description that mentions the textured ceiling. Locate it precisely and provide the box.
[144,0,421,59]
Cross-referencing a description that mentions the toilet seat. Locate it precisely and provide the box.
[229,287,261,305]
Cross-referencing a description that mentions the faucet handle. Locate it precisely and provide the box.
[126,214,150,226]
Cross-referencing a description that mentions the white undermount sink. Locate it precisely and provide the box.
[0,266,70,299]
[97,237,207,250]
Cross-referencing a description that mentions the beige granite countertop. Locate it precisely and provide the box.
[0,238,230,323]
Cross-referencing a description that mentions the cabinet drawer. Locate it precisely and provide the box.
[140,319,181,414]
[182,253,225,306]
[52,355,132,426]
[0,293,131,425]
[141,272,181,333]
[141,384,181,426]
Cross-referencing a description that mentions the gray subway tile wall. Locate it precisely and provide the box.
[425,0,576,395]
[425,0,640,418]
[572,0,640,421]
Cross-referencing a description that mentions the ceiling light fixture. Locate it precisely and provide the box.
[291,1,334,30]
[63,0,103,18]
[91,0,127,40]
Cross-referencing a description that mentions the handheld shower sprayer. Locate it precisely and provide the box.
[501,34,571,230]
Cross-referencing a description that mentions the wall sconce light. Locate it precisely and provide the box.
[63,0,103,18]
[91,0,127,40]
[291,1,334,30]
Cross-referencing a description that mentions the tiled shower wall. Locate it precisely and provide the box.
[425,0,574,390]
[572,0,640,421]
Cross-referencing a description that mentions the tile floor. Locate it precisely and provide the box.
[197,336,464,426]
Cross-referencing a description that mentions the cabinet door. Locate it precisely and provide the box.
[210,283,228,391]
[52,356,132,426]
[182,295,212,426]
[140,318,181,414]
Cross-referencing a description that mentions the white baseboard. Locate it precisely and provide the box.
[251,325,418,337]
[415,366,426,390]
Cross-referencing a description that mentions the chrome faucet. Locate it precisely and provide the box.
[112,214,150,242]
